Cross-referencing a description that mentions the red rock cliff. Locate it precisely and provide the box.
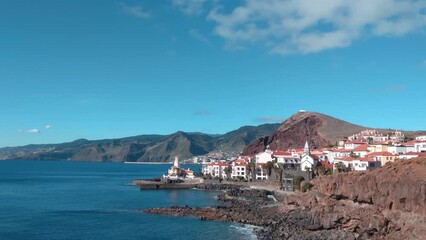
[312,158,426,216]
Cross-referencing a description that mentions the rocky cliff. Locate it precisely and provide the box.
[312,157,426,216]
[282,157,426,239]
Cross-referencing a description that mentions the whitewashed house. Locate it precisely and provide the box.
[231,160,247,180]
[255,146,274,164]
[387,144,408,155]
[272,150,301,171]
[416,135,426,141]
[344,140,367,150]
[414,141,426,152]
[202,162,229,178]
[255,164,268,180]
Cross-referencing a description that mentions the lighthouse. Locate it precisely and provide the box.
[173,156,180,168]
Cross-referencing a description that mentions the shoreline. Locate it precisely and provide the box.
[142,180,426,240]
[124,161,172,164]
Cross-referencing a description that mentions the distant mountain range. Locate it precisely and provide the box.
[2,111,424,162]
[0,124,279,162]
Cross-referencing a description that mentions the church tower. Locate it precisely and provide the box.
[303,141,310,155]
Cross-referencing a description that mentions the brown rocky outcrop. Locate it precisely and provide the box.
[312,158,426,216]
[243,111,366,155]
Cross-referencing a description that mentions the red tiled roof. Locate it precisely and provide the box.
[339,156,357,161]
[234,163,247,167]
[234,159,247,164]
[272,150,291,156]
[204,162,230,167]
[401,152,426,156]
[357,157,376,162]
[352,145,370,152]
[403,141,416,146]
[367,152,398,157]
[345,140,367,144]
[334,148,353,153]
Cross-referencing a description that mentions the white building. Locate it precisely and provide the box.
[255,146,274,164]
[414,141,426,152]
[272,150,301,170]
[202,162,229,178]
[231,160,247,180]
[255,164,268,180]
[334,157,380,171]
[348,130,388,143]
[344,140,367,150]
[300,141,319,171]
[387,144,408,155]
[415,135,426,141]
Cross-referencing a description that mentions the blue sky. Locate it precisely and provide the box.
[1,0,426,147]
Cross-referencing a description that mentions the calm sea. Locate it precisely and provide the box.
[0,160,256,240]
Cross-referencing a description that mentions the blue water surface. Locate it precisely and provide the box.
[0,160,255,240]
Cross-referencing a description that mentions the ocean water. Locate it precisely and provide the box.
[0,160,256,240]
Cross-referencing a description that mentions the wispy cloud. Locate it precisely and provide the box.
[120,4,151,19]
[207,0,426,54]
[17,128,41,134]
[172,0,207,15]
[256,116,284,123]
[368,84,407,93]
[189,29,212,46]
[194,110,212,115]
[385,84,406,93]
[44,124,52,129]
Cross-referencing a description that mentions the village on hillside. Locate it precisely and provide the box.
[200,130,426,190]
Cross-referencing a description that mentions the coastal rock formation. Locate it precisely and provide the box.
[144,158,426,239]
[312,157,426,216]
[196,183,273,198]
[243,111,366,155]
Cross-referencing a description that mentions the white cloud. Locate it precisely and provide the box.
[172,0,207,15]
[27,129,40,134]
[121,4,151,19]
[44,124,52,129]
[189,29,212,45]
[207,0,426,54]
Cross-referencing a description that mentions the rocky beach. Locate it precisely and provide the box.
[143,158,426,240]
